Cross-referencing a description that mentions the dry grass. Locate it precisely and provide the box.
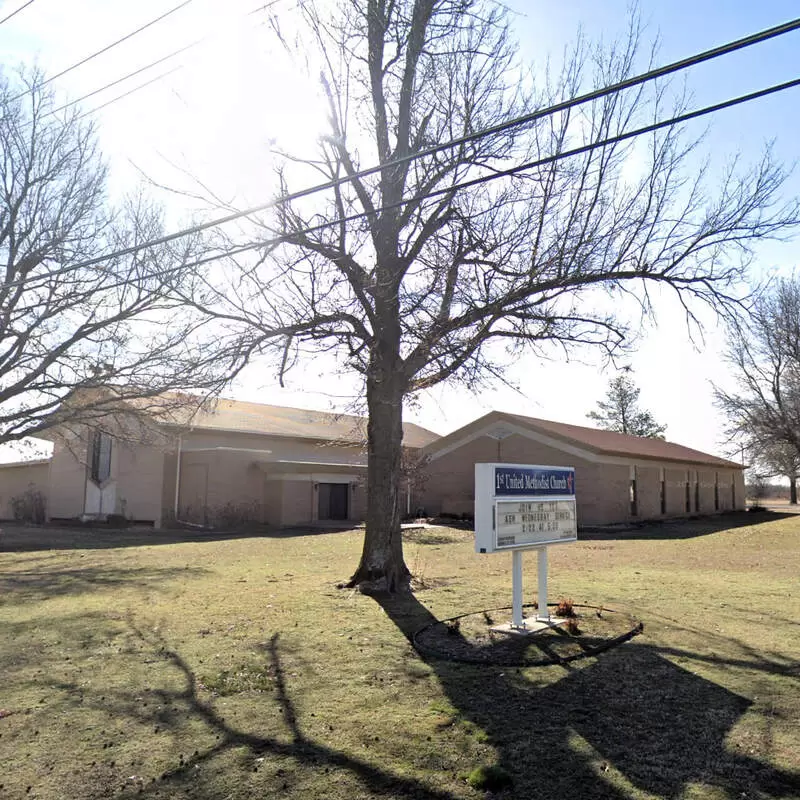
[0,512,798,799]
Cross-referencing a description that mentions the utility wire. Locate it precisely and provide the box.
[179,74,800,270]
[49,15,800,271]
[12,70,800,295]
[46,41,198,119]
[75,66,185,121]
[10,0,195,101]
[0,0,36,27]
[38,0,281,121]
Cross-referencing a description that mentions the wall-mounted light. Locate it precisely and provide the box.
[313,482,319,491]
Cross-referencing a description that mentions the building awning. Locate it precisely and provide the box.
[252,458,367,474]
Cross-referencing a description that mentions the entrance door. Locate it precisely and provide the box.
[318,482,349,520]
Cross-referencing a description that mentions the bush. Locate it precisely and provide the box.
[209,501,262,529]
[464,764,513,791]
[564,617,581,635]
[10,486,46,524]
[555,597,576,618]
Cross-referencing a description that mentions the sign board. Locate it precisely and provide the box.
[475,463,577,553]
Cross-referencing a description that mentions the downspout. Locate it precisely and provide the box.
[173,434,182,519]
[172,432,205,528]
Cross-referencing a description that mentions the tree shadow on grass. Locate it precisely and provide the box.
[0,563,209,603]
[374,592,800,799]
[0,524,362,553]
[0,525,276,553]
[579,510,795,541]
[33,623,461,800]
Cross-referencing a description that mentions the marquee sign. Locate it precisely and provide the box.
[494,466,574,496]
[475,463,577,553]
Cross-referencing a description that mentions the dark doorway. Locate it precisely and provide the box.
[318,482,349,520]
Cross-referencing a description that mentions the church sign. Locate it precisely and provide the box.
[475,463,578,630]
[476,464,577,553]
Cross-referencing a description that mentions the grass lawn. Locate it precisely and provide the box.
[0,514,798,800]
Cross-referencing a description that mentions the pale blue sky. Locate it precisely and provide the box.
[1,0,799,460]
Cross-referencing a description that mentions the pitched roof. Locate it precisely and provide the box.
[173,397,440,449]
[425,411,742,469]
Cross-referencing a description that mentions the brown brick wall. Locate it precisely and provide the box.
[181,430,366,465]
[282,480,314,525]
[114,440,165,524]
[48,436,88,519]
[263,479,283,525]
[734,470,746,510]
[633,465,661,520]
[0,461,50,519]
[421,433,637,526]
[574,463,631,525]
[421,431,746,526]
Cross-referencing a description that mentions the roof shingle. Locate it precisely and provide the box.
[427,411,741,469]
[179,397,440,449]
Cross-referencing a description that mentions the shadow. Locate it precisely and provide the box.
[579,510,795,541]
[402,529,467,546]
[0,610,123,675]
[0,524,345,553]
[41,624,461,800]
[374,592,800,799]
[0,563,209,602]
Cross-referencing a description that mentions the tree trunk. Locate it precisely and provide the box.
[790,475,797,505]
[346,370,410,592]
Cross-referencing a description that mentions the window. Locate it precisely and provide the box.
[694,472,700,512]
[685,471,691,513]
[629,466,638,517]
[659,468,666,515]
[90,430,112,484]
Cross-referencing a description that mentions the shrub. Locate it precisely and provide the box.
[564,617,581,635]
[464,764,513,791]
[555,597,577,618]
[10,486,46,524]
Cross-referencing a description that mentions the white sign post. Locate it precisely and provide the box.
[475,463,577,631]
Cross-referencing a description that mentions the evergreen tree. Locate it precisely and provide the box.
[588,373,666,438]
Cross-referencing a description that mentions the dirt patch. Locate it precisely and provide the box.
[413,603,642,666]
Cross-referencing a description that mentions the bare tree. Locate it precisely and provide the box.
[181,1,799,590]
[0,68,244,448]
[587,370,666,438]
[750,440,799,504]
[715,277,800,504]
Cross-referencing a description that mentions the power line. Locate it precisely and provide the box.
[0,0,36,27]
[1,12,800,282]
[10,0,196,101]
[4,14,800,283]
[39,1,281,122]
[180,73,800,269]
[46,41,199,120]
[8,11,799,263]
[12,70,800,294]
[59,11,800,272]
[76,66,185,121]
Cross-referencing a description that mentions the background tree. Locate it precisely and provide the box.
[182,1,798,590]
[748,440,799,504]
[587,371,667,438]
[0,68,241,448]
[715,276,800,504]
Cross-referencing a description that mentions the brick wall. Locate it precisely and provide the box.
[421,430,746,526]
[0,461,50,520]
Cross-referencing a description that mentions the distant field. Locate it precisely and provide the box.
[0,513,798,799]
